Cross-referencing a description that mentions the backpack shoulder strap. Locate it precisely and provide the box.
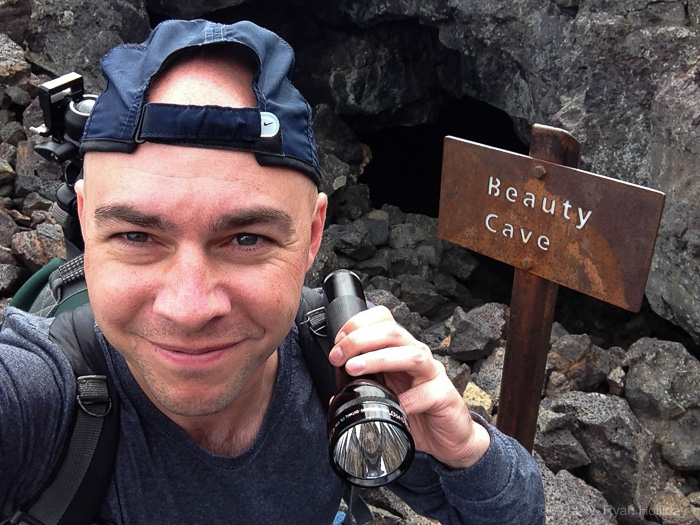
[296,287,336,407]
[10,304,120,525]
[295,288,373,525]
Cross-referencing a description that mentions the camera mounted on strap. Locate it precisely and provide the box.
[31,72,97,250]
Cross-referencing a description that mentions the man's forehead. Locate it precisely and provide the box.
[82,148,317,240]
[82,143,317,199]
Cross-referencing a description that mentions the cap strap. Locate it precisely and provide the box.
[137,103,263,143]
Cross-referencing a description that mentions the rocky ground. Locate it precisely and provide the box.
[3,10,700,525]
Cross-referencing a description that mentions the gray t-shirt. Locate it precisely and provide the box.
[0,307,545,524]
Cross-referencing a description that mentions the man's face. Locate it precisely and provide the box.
[76,144,326,420]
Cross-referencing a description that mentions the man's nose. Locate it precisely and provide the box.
[152,246,231,331]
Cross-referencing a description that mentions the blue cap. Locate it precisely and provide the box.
[80,19,321,186]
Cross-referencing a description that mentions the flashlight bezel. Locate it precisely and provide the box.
[327,380,415,488]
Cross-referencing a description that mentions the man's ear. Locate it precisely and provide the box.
[307,192,328,272]
[74,178,87,240]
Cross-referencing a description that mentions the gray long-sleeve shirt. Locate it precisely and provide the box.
[0,307,545,524]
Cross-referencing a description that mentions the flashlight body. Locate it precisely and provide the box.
[325,295,367,345]
[323,271,368,389]
[323,269,368,338]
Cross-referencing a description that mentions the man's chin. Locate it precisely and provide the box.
[154,387,243,419]
[147,357,269,419]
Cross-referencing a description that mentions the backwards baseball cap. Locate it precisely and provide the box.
[80,19,321,186]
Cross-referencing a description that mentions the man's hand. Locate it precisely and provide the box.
[328,305,491,469]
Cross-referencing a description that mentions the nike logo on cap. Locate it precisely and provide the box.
[260,112,280,137]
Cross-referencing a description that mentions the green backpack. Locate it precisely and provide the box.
[10,255,88,317]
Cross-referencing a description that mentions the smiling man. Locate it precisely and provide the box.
[77,49,326,454]
[0,19,544,524]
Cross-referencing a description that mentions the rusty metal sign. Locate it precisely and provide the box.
[438,136,666,311]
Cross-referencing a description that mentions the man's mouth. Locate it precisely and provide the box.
[152,342,236,368]
[157,343,232,355]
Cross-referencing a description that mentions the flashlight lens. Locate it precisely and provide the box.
[333,420,412,483]
[328,381,415,487]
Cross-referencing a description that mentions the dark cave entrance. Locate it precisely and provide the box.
[355,96,529,218]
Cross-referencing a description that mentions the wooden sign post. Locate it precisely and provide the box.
[438,124,666,451]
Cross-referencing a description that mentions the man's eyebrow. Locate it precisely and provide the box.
[209,206,296,235]
[94,204,177,232]
[92,203,296,235]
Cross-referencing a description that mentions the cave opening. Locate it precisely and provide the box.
[354,96,529,218]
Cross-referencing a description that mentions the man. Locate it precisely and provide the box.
[0,19,544,524]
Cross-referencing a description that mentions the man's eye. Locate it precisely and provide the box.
[234,233,261,246]
[123,232,151,243]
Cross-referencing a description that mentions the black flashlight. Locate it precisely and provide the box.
[323,270,415,488]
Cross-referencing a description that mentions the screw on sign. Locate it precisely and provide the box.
[437,124,665,451]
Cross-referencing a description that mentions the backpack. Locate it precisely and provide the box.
[6,257,371,525]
